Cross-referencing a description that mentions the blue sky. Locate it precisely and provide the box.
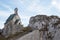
[0,0,60,29]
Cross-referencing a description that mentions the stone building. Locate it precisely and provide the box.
[2,8,23,37]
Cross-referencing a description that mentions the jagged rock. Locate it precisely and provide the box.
[28,15,60,40]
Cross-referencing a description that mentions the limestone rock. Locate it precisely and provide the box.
[28,15,60,40]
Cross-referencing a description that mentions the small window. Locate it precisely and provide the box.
[19,23,20,24]
[14,19,19,24]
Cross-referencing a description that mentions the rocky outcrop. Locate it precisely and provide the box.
[16,30,40,40]
[1,8,60,40]
[28,15,60,40]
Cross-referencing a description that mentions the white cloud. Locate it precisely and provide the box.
[0,21,4,29]
[0,10,11,17]
[26,0,41,12]
[0,1,13,12]
[52,0,57,5]
[26,0,52,16]
[12,0,25,7]
[20,16,30,19]
[51,0,60,10]
[19,15,30,26]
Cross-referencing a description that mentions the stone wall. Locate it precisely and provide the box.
[16,30,40,40]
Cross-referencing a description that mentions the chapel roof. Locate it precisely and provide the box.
[5,14,17,24]
[4,8,18,24]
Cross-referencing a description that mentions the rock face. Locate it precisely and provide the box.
[2,8,23,38]
[28,15,60,40]
[16,30,40,40]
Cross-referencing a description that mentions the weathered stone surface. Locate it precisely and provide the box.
[16,30,40,40]
[28,15,60,40]
[1,11,60,40]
